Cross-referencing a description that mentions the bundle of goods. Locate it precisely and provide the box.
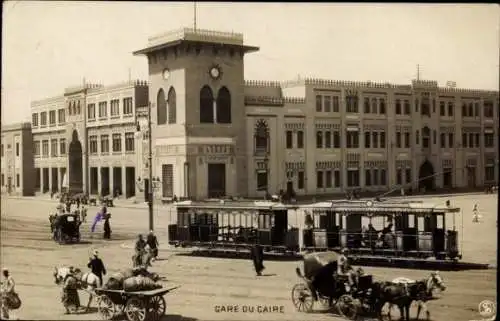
[123,275,162,292]
[103,269,135,290]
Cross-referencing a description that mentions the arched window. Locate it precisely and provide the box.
[167,87,176,124]
[415,130,420,145]
[216,86,231,124]
[157,88,167,125]
[200,85,214,123]
[254,120,269,153]
[76,101,81,114]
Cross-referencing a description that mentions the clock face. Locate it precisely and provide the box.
[162,68,170,80]
[210,66,221,79]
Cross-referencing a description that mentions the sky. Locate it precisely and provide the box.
[2,2,499,125]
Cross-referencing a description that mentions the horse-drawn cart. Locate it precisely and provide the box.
[96,286,180,321]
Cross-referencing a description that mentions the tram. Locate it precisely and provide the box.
[168,200,300,254]
[301,200,463,261]
[167,199,463,261]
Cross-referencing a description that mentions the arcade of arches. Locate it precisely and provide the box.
[199,85,231,124]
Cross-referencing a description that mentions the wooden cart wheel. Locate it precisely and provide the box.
[125,297,147,321]
[337,294,358,320]
[97,295,115,320]
[291,283,314,312]
[148,296,166,320]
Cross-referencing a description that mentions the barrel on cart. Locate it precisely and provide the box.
[95,286,180,321]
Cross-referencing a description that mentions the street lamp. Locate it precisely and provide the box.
[136,102,154,231]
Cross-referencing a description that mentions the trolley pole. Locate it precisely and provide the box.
[147,102,154,232]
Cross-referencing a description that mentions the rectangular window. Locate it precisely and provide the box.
[325,131,332,148]
[347,170,360,187]
[332,96,340,112]
[34,141,40,156]
[89,136,98,154]
[395,99,401,115]
[474,102,479,117]
[0,144,3,157]
[485,166,495,182]
[404,100,411,115]
[372,132,379,148]
[40,112,47,126]
[256,172,268,191]
[32,113,38,127]
[484,133,494,148]
[462,133,467,148]
[42,140,49,156]
[468,133,474,148]
[365,169,371,186]
[125,132,135,152]
[462,103,467,117]
[365,131,371,148]
[315,95,322,112]
[100,135,109,153]
[346,96,359,113]
[15,142,19,157]
[396,168,402,185]
[286,131,293,149]
[440,133,446,148]
[380,131,386,148]
[396,132,402,148]
[316,131,323,148]
[475,133,480,148]
[1,174,4,186]
[364,98,370,114]
[297,131,304,148]
[333,131,340,148]
[99,102,108,118]
[404,132,410,148]
[110,99,120,117]
[371,98,377,113]
[162,164,174,197]
[50,139,58,157]
[112,133,121,152]
[439,102,445,116]
[325,170,332,188]
[123,97,133,115]
[405,168,412,184]
[298,171,305,189]
[324,96,331,112]
[447,102,454,117]
[380,169,387,186]
[334,170,341,187]
[316,171,323,188]
[87,103,96,119]
[433,131,437,145]
[346,131,359,148]
[415,99,419,112]
[448,133,454,148]
[484,101,494,118]
[373,169,379,185]
[16,174,20,187]
[49,110,56,125]
[59,138,66,155]
[468,103,473,118]
[58,109,65,124]
[379,98,386,114]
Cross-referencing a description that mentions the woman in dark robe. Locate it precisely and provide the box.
[103,214,111,239]
[250,244,265,276]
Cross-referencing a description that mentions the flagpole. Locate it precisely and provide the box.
[194,2,197,31]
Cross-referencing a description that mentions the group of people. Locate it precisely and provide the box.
[133,232,160,267]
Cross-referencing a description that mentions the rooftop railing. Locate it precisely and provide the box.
[148,28,244,47]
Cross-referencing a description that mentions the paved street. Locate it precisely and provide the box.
[0,194,497,320]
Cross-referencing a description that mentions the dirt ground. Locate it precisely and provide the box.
[0,194,497,321]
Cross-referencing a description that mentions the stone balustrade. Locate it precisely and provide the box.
[244,80,281,87]
[148,28,244,47]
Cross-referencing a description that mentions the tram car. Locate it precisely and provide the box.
[300,199,463,261]
[168,200,300,254]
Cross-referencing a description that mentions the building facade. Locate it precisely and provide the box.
[1,122,35,196]
[5,27,499,200]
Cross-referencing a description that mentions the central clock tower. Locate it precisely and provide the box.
[134,28,259,199]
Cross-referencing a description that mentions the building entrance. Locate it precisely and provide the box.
[208,163,226,198]
[418,160,435,191]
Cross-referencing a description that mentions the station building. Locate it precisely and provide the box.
[5,27,499,200]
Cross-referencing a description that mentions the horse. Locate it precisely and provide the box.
[53,266,101,311]
[385,271,446,320]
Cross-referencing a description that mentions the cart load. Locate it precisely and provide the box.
[123,275,162,292]
[103,268,160,290]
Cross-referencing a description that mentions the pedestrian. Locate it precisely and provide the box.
[472,204,480,223]
[1,268,21,320]
[91,207,107,233]
[134,235,147,267]
[87,250,106,287]
[250,243,265,276]
[103,214,111,239]
[146,230,159,261]
[61,269,80,314]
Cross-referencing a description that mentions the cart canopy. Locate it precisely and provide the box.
[302,251,339,280]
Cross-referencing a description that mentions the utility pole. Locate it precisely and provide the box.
[193,2,197,31]
[147,101,154,231]
[417,64,420,81]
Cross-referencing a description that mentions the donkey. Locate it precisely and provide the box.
[387,271,446,320]
[53,266,102,311]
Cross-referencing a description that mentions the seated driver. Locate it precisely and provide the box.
[337,248,356,290]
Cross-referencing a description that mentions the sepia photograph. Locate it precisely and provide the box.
[1,2,498,321]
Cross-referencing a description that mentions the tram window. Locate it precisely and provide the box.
[258,214,271,229]
[417,216,425,232]
[436,215,444,229]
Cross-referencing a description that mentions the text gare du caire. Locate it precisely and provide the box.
[214,305,285,313]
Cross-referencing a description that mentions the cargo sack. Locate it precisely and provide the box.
[122,276,162,292]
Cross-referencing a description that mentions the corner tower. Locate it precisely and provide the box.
[134,28,259,199]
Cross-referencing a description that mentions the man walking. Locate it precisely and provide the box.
[146,231,159,261]
[87,250,106,287]
[134,235,147,267]
[250,243,265,276]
